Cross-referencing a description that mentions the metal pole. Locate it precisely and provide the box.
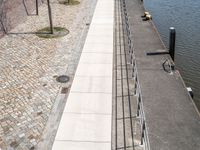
[36,0,39,15]
[169,27,176,61]
[47,0,54,34]
[141,121,145,145]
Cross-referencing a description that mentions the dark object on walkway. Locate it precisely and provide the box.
[10,140,19,148]
[30,146,35,150]
[56,75,70,83]
[169,27,176,61]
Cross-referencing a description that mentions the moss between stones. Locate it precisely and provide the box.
[36,27,69,38]
[59,0,80,5]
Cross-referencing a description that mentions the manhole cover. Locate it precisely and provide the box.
[56,75,70,83]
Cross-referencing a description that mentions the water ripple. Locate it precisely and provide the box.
[144,0,200,109]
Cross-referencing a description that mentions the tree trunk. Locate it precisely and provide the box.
[36,0,39,15]
[47,0,53,34]
[0,1,7,34]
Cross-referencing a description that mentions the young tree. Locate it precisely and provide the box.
[47,0,53,34]
[36,0,39,15]
[0,0,8,34]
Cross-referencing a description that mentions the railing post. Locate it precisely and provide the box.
[141,121,145,145]
[169,27,176,61]
[134,78,137,94]
[137,94,141,116]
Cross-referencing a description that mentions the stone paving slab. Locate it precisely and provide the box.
[54,113,112,141]
[70,76,112,93]
[82,43,113,53]
[52,141,110,150]
[52,0,114,149]
[79,53,113,64]
[63,93,112,114]
[75,64,112,77]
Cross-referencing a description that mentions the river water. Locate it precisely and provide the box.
[144,0,200,110]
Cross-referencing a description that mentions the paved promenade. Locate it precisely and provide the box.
[52,0,114,149]
[1,0,200,149]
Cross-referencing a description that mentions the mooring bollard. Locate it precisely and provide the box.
[169,27,176,61]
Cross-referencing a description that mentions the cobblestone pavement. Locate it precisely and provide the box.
[0,0,96,149]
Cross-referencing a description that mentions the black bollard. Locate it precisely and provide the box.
[169,27,176,61]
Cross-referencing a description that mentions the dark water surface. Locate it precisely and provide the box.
[144,0,200,109]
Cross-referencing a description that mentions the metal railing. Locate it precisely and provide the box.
[134,65,150,150]
[121,0,150,149]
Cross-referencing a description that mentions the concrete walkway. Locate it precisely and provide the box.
[52,0,114,149]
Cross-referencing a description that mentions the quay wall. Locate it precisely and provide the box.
[125,0,200,149]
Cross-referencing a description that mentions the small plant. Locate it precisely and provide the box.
[36,27,69,38]
[59,0,80,5]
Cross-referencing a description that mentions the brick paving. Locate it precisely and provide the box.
[0,0,96,149]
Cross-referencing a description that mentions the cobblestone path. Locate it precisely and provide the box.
[0,0,96,149]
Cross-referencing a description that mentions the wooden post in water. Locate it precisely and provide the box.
[169,27,176,61]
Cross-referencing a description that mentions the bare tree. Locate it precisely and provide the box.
[0,0,4,32]
[0,0,8,34]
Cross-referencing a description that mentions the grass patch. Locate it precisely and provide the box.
[59,0,80,5]
[36,27,69,38]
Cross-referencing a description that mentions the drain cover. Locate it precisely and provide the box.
[56,75,70,83]
[61,87,69,94]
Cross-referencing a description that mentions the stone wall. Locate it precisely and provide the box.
[0,0,42,38]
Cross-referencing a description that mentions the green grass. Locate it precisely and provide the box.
[36,27,69,38]
[59,0,80,5]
